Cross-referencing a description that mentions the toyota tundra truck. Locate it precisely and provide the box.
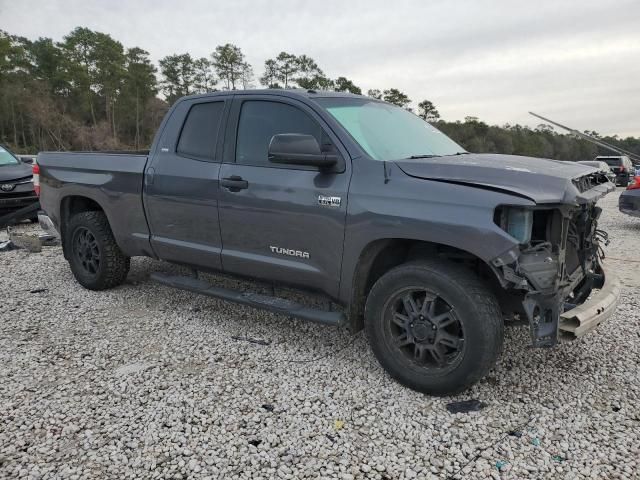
[36,89,619,394]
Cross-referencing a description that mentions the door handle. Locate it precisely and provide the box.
[221,175,249,192]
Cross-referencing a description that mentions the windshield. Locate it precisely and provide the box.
[599,158,622,167]
[0,146,20,166]
[315,97,465,161]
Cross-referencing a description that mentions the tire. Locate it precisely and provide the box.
[364,259,503,395]
[65,211,130,290]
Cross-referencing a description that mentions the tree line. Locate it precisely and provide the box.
[1,27,638,161]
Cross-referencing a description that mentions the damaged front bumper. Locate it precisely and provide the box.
[558,264,620,338]
[522,263,620,347]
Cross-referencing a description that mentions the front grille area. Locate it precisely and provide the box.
[4,176,33,183]
[572,172,609,193]
[0,191,36,199]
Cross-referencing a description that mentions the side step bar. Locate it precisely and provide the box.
[150,272,345,327]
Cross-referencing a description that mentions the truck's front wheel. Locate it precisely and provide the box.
[66,211,130,290]
[364,260,503,395]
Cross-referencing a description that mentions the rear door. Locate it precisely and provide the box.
[143,97,229,269]
[217,95,351,297]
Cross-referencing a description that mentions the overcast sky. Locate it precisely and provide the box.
[2,0,639,137]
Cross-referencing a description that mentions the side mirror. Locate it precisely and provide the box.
[268,134,338,169]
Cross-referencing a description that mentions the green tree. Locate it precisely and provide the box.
[120,47,157,149]
[383,88,410,108]
[260,59,280,88]
[211,43,248,90]
[192,57,216,93]
[334,76,361,94]
[270,51,298,88]
[159,53,195,104]
[367,89,382,99]
[294,54,332,89]
[239,62,254,89]
[417,100,440,121]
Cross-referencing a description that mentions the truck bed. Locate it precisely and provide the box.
[37,151,153,257]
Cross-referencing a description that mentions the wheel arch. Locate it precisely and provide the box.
[345,238,506,333]
[60,195,109,258]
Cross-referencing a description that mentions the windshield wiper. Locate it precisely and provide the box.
[407,154,441,159]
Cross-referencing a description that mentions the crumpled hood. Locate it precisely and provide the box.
[0,162,32,182]
[394,153,614,204]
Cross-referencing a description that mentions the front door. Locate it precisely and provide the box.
[144,99,227,270]
[218,96,351,297]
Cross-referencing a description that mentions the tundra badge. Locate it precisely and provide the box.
[318,195,341,207]
[270,246,310,259]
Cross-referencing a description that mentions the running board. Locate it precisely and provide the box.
[150,272,345,326]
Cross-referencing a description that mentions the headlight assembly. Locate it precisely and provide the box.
[495,206,533,244]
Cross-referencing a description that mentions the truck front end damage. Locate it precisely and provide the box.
[491,171,619,347]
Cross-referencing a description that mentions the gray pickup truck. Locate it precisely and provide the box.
[37,89,619,394]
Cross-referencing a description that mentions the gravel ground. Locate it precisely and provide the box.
[1,190,639,480]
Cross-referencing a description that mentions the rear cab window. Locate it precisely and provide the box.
[176,101,225,161]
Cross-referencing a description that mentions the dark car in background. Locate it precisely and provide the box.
[0,144,38,223]
[619,175,640,217]
[596,155,634,186]
[578,160,617,184]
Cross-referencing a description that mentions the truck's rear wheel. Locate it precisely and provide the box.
[364,259,503,395]
[66,211,130,290]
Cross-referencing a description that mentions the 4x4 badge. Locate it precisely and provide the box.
[318,195,341,207]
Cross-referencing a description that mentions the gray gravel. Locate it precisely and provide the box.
[1,190,639,479]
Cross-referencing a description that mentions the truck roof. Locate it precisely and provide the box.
[175,88,366,103]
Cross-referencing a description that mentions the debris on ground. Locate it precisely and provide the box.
[531,437,541,446]
[38,233,59,246]
[261,404,274,412]
[0,240,14,251]
[8,231,42,253]
[29,288,48,294]
[333,419,345,430]
[230,335,271,346]
[495,460,508,471]
[445,399,487,414]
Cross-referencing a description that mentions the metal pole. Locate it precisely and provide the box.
[529,112,640,162]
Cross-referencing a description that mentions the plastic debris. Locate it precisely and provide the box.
[445,399,487,414]
[333,419,345,430]
[29,288,48,294]
[552,455,565,463]
[495,460,508,471]
[8,231,42,252]
[508,430,523,438]
[531,437,541,446]
[230,336,271,346]
[0,240,13,251]
[38,233,59,246]
[261,404,274,412]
